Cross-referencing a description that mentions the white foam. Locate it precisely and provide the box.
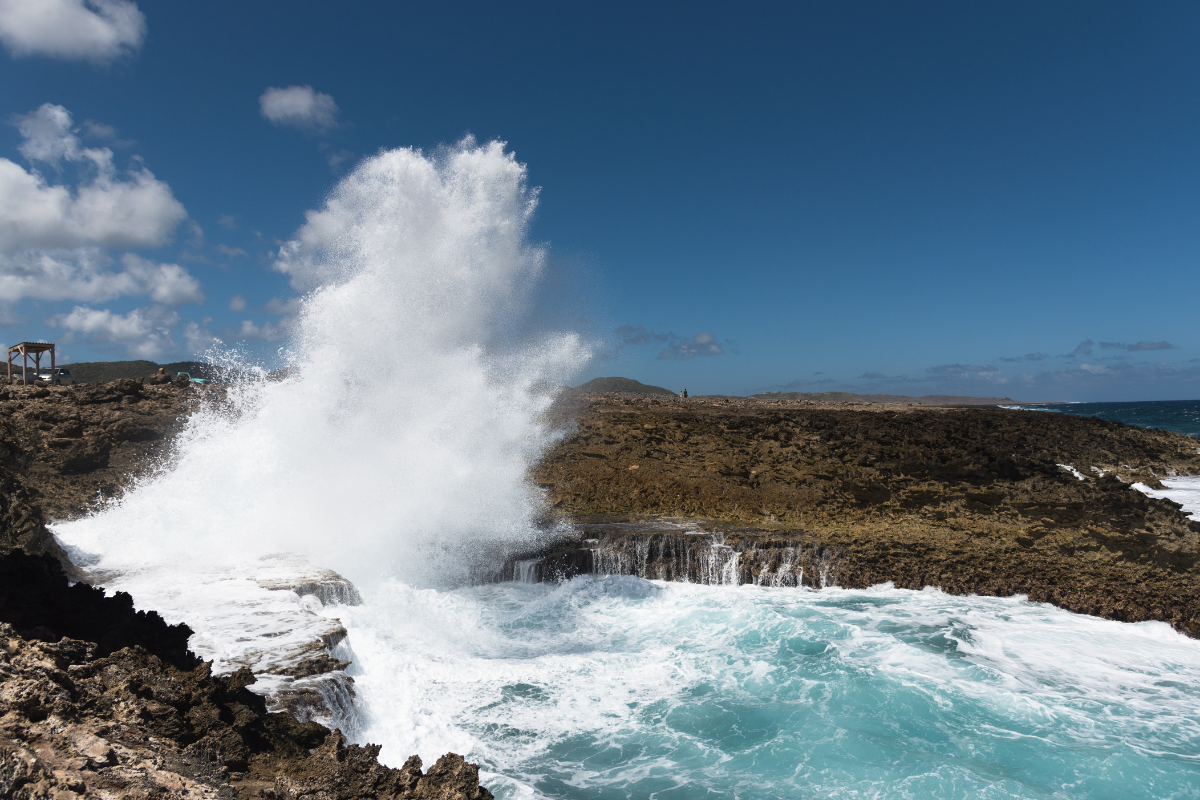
[337,579,1200,796]
[1132,477,1200,521]
[50,139,586,738]
[1057,464,1085,480]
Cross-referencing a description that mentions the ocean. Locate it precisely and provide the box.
[1008,399,1200,522]
[1006,399,1200,438]
[49,142,1200,799]
[341,578,1200,799]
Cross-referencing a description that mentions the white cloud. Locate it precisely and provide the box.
[0,250,201,305]
[17,102,80,163]
[52,303,179,359]
[657,331,725,360]
[183,319,221,355]
[82,119,117,140]
[0,0,145,63]
[236,319,287,341]
[259,85,339,132]
[119,253,203,304]
[264,296,302,315]
[228,294,246,311]
[1,105,186,254]
[0,104,197,306]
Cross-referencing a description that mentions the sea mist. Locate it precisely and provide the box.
[56,138,586,589]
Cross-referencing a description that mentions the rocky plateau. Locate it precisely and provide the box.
[532,393,1200,635]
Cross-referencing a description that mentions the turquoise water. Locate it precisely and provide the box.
[1010,399,1200,437]
[344,577,1200,799]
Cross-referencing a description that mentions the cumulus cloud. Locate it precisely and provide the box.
[182,319,221,356]
[1071,339,1095,357]
[0,251,200,304]
[228,295,246,311]
[236,319,288,341]
[51,303,179,359]
[81,119,118,140]
[259,85,339,132]
[1,104,187,254]
[119,254,202,304]
[0,104,197,306]
[658,331,724,360]
[0,0,145,63]
[214,244,246,257]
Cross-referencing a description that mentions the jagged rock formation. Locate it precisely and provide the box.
[0,552,493,800]
[0,551,198,670]
[0,380,494,799]
[534,394,1200,635]
[0,412,76,575]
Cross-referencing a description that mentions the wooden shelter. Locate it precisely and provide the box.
[6,342,55,384]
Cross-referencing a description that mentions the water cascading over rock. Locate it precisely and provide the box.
[513,530,841,588]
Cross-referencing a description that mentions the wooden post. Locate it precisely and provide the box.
[50,346,55,385]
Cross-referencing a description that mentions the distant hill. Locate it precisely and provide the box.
[572,377,677,396]
[61,360,225,384]
[749,391,1023,405]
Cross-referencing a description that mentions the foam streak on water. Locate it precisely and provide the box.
[342,579,1200,799]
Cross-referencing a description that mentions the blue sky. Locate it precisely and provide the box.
[1,1,1198,401]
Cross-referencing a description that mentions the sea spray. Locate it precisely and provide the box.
[55,138,586,589]
[340,578,1200,799]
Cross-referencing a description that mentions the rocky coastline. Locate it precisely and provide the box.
[532,393,1200,635]
[4,377,1200,796]
[0,380,493,799]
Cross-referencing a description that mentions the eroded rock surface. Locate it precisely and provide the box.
[535,395,1200,634]
[0,379,199,521]
[0,553,493,800]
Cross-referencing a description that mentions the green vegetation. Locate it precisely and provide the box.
[60,360,217,384]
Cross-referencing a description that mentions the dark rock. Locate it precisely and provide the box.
[0,553,495,799]
[0,551,199,669]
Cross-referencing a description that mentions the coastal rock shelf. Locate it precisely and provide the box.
[0,556,493,800]
[517,523,841,588]
[71,553,369,738]
[536,394,1200,635]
